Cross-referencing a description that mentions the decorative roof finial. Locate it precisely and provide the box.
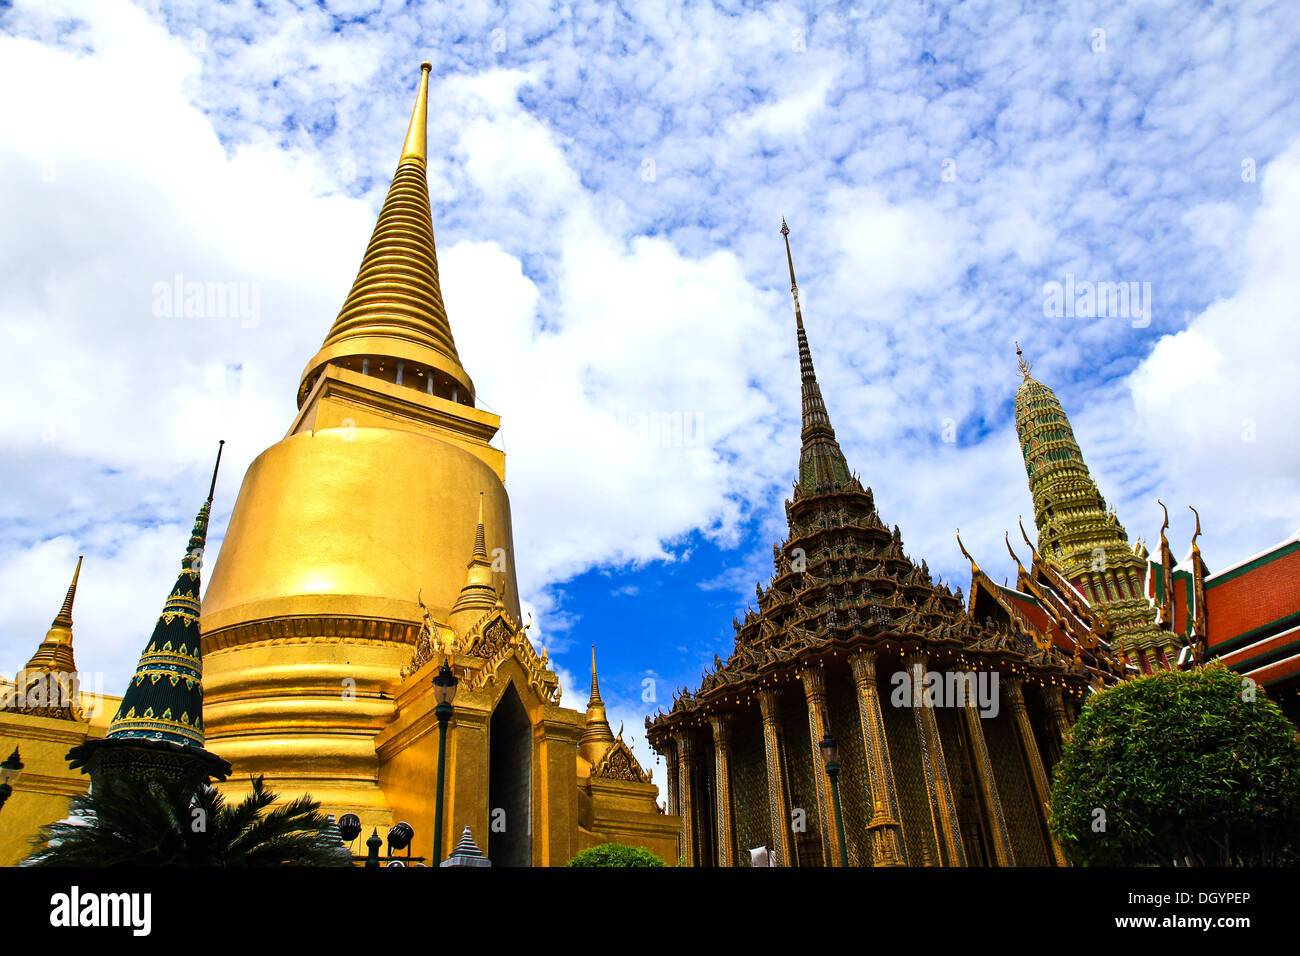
[955,529,979,573]
[1015,341,1033,382]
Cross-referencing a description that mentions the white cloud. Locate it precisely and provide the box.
[1127,135,1300,545]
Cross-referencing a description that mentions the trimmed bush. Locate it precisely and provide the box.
[565,843,666,867]
[1050,660,1300,866]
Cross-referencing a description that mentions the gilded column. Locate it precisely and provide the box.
[1005,678,1068,866]
[905,652,966,866]
[847,648,906,865]
[664,741,680,818]
[758,687,793,867]
[675,731,696,866]
[960,696,1015,866]
[1041,684,1070,766]
[799,666,844,866]
[709,713,736,867]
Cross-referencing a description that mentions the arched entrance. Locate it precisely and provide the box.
[488,682,532,866]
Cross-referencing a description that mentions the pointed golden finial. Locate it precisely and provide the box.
[589,644,602,704]
[1015,341,1033,382]
[51,555,84,630]
[474,492,487,559]
[400,62,433,163]
[1189,505,1202,550]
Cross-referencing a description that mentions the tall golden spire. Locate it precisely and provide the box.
[580,644,616,764]
[781,220,851,493]
[298,61,475,408]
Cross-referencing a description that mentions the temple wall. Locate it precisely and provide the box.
[984,706,1050,865]
[730,703,770,863]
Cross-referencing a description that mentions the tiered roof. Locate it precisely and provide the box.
[648,229,1081,736]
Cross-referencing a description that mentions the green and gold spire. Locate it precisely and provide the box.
[781,219,852,493]
[298,62,475,408]
[1013,343,1128,571]
[69,442,232,784]
[105,443,226,748]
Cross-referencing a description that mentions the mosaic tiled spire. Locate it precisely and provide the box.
[1014,346,1177,665]
[782,219,852,494]
[106,442,224,748]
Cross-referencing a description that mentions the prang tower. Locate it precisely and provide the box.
[1013,347,1176,667]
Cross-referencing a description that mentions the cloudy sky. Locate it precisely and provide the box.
[2,0,1298,785]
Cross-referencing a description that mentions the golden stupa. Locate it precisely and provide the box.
[200,63,676,865]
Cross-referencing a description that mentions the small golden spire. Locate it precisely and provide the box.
[473,492,487,559]
[1015,342,1033,382]
[589,644,602,704]
[580,644,615,763]
[449,491,497,633]
[50,555,84,631]
[400,62,433,163]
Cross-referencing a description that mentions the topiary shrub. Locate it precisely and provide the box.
[1050,660,1300,866]
[565,843,666,867]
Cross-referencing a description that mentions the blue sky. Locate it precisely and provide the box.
[2,0,1299,778]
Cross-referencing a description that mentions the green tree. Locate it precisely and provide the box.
[565,843,666,867]
[24,774,353,867]
[1050,661,1300,866]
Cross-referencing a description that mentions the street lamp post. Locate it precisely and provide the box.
[431,661,459,865]
[0,747,24,820]
[819,731,849,866]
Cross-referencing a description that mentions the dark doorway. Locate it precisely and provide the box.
[488,683,532,866]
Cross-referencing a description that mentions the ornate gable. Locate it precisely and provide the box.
[459,606,561,706]
[592,736,651,784]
